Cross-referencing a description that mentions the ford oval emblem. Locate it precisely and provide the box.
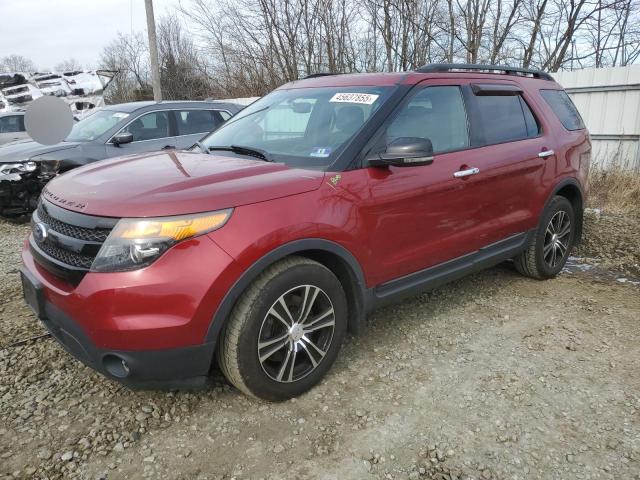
[33,222,48,243]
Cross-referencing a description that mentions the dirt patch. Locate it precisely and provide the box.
[575,210,640,277]
[1,214,639,480]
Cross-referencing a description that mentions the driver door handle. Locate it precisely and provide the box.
[162,145,176,150]
[538,150,555,158]
[453,167,480,178]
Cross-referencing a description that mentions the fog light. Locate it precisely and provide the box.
[103,354,131,378]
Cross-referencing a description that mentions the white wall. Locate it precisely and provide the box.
[553,65,640,171]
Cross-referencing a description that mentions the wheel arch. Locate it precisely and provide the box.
[205,239,368,346]
[547,178,585,244]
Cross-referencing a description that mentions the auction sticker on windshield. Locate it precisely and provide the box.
[329,93,379,104]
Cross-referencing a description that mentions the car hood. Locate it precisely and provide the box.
[43,150,326,217]
[0,139,79,163]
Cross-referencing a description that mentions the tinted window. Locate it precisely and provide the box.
[176,110,224,135]
[0,115,23,133]
[540,89,585,130]
[476,95,540,144]
[386,86,469,153]
[122,111,170,141]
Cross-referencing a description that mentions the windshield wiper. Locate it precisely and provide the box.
[194,141,209,154]
[208,145,272,162]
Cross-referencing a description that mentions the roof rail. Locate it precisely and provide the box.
[416,63,554,81]
[303,73,341,79]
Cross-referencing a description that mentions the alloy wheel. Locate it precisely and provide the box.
[257,285,335,383]
[543,210,571,267]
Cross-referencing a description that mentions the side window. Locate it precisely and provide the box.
[385,86,469,153]
[475,95,540,145]
[176,110,224,136]
[540,89,585,130]
[0,115,22,133]
[122,111,170,141]
[219,111,232,121]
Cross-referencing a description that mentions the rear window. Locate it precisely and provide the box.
[176,110,224,136]
[540,89,585,130]
[475,95,540,145]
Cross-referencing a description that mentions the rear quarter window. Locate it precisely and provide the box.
[475,94,540,145]
[540,89,585,131]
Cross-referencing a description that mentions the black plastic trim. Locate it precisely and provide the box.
[371,231,535,309]
[205,239,368,343]
[471,83,523,96]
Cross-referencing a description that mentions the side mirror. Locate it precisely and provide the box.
[112,132,133,146]
[367,137,434,168]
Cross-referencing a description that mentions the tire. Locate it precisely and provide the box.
[514,195,575,280]
[217,256,348,401]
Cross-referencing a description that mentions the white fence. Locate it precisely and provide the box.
[554,65,640,172]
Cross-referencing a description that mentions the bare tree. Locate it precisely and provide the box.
[54,58,83,72]
[0,55,36,73]
[157,14,211,99]
[95,0,640,100]
[99,33,151,103]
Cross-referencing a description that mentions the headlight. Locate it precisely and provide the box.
[91,209,233,272]
[0,161,37,175]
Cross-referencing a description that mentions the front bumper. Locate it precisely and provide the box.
[20,232,242,388]
[21,265,214,388]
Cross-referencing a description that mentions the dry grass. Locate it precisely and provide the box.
[587,168,640,214]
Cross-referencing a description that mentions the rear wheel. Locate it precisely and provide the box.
[514,195,575,279]
[217,256,347,401]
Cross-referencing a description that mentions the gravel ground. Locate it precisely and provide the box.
[0,212,639,480]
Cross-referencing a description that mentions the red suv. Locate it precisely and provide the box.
[21,64,590,400]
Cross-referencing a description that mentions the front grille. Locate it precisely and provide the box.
[37,241,95,269]
[30,200,118,282]
[36,203,111,242]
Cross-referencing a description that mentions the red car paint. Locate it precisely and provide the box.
[21,68,590,386]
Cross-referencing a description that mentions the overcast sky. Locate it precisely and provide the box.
[1,0,182,70]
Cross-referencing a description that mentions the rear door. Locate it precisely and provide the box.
[459,81,551,244]
[173,109,227,149]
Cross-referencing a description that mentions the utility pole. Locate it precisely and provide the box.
[145,0,162,102]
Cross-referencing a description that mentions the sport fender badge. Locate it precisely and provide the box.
[328,174,342,187]
[329,93,379,105]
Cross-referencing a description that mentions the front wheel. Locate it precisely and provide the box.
[514,195,575,279]
[217,256,347,401]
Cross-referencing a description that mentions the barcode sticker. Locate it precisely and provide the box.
[329,93,379,105]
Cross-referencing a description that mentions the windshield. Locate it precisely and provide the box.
[200,86,392,168]
[66,109,129,142]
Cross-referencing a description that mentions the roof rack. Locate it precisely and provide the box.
[303,73,341,79]
[416,63,554,81]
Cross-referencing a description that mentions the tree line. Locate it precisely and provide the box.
[4,0,640,102]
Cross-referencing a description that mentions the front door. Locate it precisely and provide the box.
[106,110,176,155]
[350,81,480,286]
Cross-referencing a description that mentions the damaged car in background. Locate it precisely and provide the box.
[0,70,116,120]
[0,100,242,219]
